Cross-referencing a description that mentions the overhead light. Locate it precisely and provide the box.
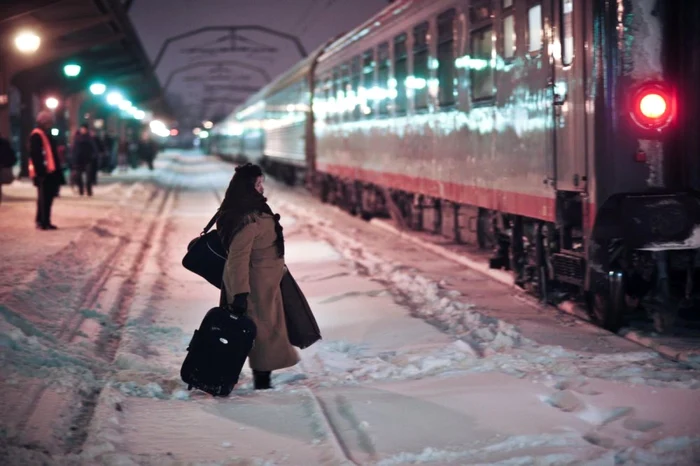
[14,31,40,54]
[63,63,81,77]
[89,83,106,95]
[106,91,123,106]
[45,97,59,110]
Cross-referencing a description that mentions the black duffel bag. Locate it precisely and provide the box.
[182,211,227,289]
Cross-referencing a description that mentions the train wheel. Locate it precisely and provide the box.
[588,270,626,332]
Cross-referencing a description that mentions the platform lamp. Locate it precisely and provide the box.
[63,63,81,78]
[14,31,41,54]
[89,82,106,96]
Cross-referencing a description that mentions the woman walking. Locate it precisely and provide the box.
[217,163,299,389]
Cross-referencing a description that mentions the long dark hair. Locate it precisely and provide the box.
[216,163,284,257]
[220,163,264,212]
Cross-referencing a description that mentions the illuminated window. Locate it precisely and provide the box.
[503,8,515,59]
[362,49,375,117]
[471,26,494,101]
[377,42,390,116]
[561,0,574,65]
[412,22,429,111]
[332,66,341,123]
[437,9,456,107]
[341,62,351,120]
[393,33,408,115]
[528,4,543,52]
[324,74,333,123]
[351,56,361,120]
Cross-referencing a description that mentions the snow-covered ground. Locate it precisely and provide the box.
[1,153,699,465]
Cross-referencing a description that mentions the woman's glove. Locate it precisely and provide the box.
[229,293,249,314]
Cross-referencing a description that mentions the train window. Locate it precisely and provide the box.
[362,49,375,117]
[437,8,456,107]
[503,14,515,59]
[503,0,513,7]
[528,4,543,53]
[341,63,351,121]
[561,0,574,65]
[394,33,408,115]
[412,22,430,111]
[377,42,390,116]
[332,66,341,123]
[351,56,362,120]
[470,26,495,101]
[324,74,333,124]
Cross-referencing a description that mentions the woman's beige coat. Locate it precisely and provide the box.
[222,212,299,371]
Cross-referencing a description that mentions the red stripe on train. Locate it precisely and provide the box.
[317,163,557,223]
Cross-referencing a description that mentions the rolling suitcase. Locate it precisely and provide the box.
[180,306,257,397]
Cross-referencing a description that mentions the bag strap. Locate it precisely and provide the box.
[201,210,220,235]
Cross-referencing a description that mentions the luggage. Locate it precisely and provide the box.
[182,211,227,289]
[281,268,321,349]
[180,306,257,397]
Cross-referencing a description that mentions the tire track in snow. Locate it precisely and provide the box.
[12,178,178,455]
[69,185,177,453]
[9,184,163,449]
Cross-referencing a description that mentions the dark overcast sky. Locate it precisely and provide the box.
[129,0,388,124]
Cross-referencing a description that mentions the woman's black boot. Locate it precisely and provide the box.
[253,370,272,390]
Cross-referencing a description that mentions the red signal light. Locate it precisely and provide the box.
[629,82,675,132]
[639,93,667,119]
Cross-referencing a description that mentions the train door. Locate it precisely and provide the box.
[551,0,587,192]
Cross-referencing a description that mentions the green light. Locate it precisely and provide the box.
[63,63,81,77]
[89,83,106,95]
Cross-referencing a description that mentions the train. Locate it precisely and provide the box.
[210,0,700,333]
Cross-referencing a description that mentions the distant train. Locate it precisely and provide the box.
[210,0,700,333]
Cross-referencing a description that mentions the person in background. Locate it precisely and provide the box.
[138,130,158,171]
[127,131,139,169]
[30,111,65,230]
[117,137,129,172]
[89,128,103,185]
[217,163,299,390]
[71,124,97,196]
[103,131,116,173]
[0,133,17,204]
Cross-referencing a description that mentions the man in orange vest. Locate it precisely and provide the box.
[30,111,65,230]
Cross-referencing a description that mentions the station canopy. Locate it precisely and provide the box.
[1,0,170,117]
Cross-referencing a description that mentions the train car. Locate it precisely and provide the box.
[259,50,322,185]
[209,114,242,161]
[216,0,700,333]
[236,90,267,166]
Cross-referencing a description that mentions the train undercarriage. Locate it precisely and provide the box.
[309,171,700,335]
